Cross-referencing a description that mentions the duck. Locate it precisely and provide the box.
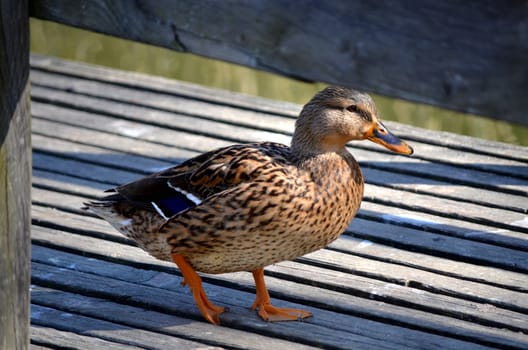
[83,86,413,325]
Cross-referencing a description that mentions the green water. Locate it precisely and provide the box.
[30,19,527,146]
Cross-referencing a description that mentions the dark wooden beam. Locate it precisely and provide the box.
[0,0,31,349]
[29,0,528,124]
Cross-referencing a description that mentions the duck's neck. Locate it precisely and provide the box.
[295,149,361,187]
[292,136,346,157]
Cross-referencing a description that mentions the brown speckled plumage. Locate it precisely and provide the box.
[84,86,413,324]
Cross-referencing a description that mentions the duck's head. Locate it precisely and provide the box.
[291,86,413,156]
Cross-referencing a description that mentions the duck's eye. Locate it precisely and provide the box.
[346,105,359,113]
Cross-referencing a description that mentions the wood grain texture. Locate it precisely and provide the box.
[0,1,30,349]
[29,0,528,123]
[29,54,528,161]
[29,247,506,350]
[30,305,220,350]
[31,324,147,350]
[27,56,528,349]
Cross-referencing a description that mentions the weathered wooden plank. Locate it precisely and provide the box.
[31,151,528,271]
[328,235,528,293]
[32,124,194,167]
[30,69,297,135]
[31,101,231,153]
[300,249,528,312]
[31,202,528,315]
[32,246,528,350]
[29,54,528,161]
[31,245,503,350]
[32,132,174,175]
[33,168,112,196]
[30,324,147,350]
[355,201,528,257]
[362,167,527,214]
[30,54,303,117]
[30,221,528,338]
[30,70,528,177]
[29,1,528,123]
[33,245,528,347]
[31,264,425,350]
[30,163,528,287]
[363,184,527,233]
[31,103,528,215]
[30,344,55,350]
[32,104,526,226]
[30,67,528,180]
[347,216,528,273]
[31,304,222,350]
[31,84,287,145]
[0,1,30,349]
[263,262,528,333]
[31,286,314,350]
[31,170,528,293]
[31,134,528,250]
[30,85,528,196]
[33,152,134,186]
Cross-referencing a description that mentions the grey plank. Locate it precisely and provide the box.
[28,1,528,122]
[31,124,194,167]
[30,172,528,291]
[363,184,527,233]
[30,69,297,136]
[29,54,528,161]
[31,85,280,145]
[30,262,424,350]
[355,201,528,262]
[32,133,172,175]
[300,249,528,312]
[362,167,527,214]
[31,286,311,350]
[33,168,112,196]
[30,245,500,350]
[30,56,304,118]
[31,143,528,254]
[30,224,528,339]
[347,215,528,273]
[30,85,528,196]
[31,160,528,273]
[31,304,222,350]
[31,324,146,350]
[31,100,231,151]
[328,235,528,293]
[33,152,137,186]
[30,67,528,180]
[32,103,528,213]
[30,110,528,235]
[31,201,528,315]
[31,245,528,350]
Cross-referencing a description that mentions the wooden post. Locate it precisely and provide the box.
[0,0,31,349]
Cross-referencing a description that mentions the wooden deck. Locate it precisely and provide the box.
[29,54,528,350]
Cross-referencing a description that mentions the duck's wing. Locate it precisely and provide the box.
[102,142,291,219]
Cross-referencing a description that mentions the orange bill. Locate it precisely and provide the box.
[367,122,413,155]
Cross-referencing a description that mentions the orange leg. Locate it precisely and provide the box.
[171,254,225,325]
[251,268,312,322]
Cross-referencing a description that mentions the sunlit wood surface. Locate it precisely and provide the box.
[30,55,528,350]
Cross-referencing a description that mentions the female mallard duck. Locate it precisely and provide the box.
[84,86,413,325]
